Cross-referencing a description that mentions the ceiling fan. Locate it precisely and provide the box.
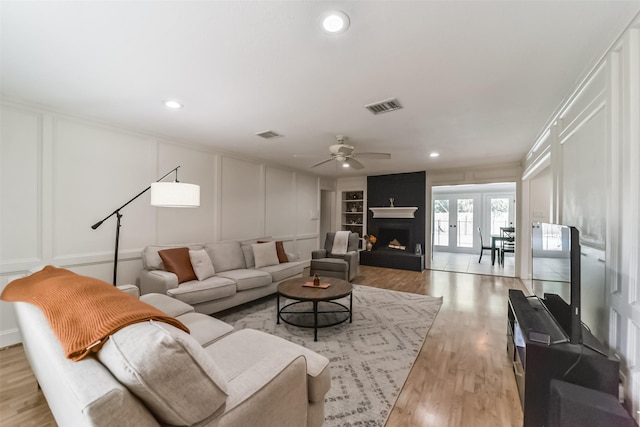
[306,135,391,170]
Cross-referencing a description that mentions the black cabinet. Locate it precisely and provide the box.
[507,290,619,427]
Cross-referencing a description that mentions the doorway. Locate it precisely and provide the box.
[319,190,335,241]
[432,183,516,277]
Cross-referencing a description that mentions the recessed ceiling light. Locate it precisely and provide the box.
[164,100,183,109]
[321,11,350,34]
[430,152,440,158]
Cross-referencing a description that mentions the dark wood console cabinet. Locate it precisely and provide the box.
[507,289,619,427]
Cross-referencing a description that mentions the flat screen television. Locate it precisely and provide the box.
[531,222,581,345]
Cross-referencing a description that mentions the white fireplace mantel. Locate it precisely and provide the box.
[369,207,418,219]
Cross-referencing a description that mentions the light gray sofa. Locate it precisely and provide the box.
[13,283,330,427]
[139,240,306,314]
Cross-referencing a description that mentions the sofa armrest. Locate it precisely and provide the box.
[344,251,359,281]
[117,284,140,298]
[221,354,309,424]
[139,270,178,295]
[311,249,327,259]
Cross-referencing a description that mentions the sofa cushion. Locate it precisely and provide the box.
[167,276,236,306]
[158,248,197,284]
[205,241,246,273]
[241,243,255,268]
[97,321,228,426]
[142,244,203,270]
[257,261,304,282]
[140,293,195,317]
[252,242,280,268]
[216,269,272,291]
[177,312,233,347]
[189,249,216,281]
[205,329,330,403]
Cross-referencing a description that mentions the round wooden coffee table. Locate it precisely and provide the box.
[277,276,353,341]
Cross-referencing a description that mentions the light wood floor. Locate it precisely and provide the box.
[0,266,525,427]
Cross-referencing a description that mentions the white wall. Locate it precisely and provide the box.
[522,17,640,420]
[0,101,321,347]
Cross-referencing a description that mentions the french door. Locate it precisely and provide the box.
[485,194,515,236]
[433,195,479,253]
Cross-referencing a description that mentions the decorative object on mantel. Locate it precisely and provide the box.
[369,206,418,218]
[364,234,377,251]
[389,198,394,207]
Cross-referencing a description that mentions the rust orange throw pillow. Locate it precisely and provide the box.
[158,247,197,284]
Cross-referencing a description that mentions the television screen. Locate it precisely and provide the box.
[531,222,572,300]
[531,222,581,344]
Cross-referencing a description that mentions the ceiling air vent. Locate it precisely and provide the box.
[364,98,403,115]
[255,130,282,139]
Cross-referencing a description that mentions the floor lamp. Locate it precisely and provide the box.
[91,166,200,285]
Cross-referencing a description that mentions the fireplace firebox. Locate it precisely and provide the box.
[377,227,411,252]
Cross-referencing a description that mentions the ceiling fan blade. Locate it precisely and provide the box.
[353,152,391,159]
[345,158,365,170]
[293,154,322,158]
[310,158,335,168]
[329,144,353,156]
[336,145,354,155]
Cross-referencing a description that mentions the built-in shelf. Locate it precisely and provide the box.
[369,207,418,218]
[341,191,365,239]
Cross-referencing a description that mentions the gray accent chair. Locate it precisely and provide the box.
[310,232,360,282]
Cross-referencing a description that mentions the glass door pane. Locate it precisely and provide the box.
[457,198,474,248]
[490,197,510,235]
[433,199,449,246]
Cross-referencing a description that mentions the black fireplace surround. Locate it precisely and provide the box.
[361,171,426,271]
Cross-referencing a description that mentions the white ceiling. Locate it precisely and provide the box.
[2,1,639,177]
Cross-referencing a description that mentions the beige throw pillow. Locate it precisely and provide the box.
[98,321,228,426]
[189,249,215,281]
[252,242,280,268]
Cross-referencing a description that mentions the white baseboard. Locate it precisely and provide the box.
[0,328,22,348]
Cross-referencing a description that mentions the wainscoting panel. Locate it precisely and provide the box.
[296,173,319,236]
[0,273,26,347]
[219,156,263,240]
[0,106,42,268]
[560,105,607,248]
[52,117,157,259]
[265,166,295,238]
[294,236,318,262]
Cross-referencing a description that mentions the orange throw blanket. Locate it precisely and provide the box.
[1,266,189,361]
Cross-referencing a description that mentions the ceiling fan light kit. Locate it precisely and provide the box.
[308,135,390,170]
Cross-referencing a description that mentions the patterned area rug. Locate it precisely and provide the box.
[218,284,443,426]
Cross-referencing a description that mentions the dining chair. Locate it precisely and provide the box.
[478,227,493,263]
[500,227,515,265]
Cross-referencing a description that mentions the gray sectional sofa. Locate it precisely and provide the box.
[13,282,331,427]
[139,239,306,314]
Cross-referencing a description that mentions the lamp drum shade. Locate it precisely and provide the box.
[151,182,200,207]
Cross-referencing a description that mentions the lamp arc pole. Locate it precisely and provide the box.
[91,166,185,285]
